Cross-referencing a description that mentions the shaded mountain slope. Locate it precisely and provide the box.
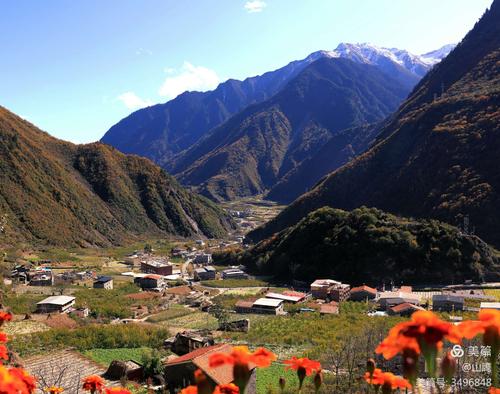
[101,43,451,169]
[264,122,384,204]
[239,207,500,285]
[170,58,410,201]
[0,106,233,247]
[248,1,500,247]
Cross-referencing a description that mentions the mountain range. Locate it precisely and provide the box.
[169,57,409,200]
[101,43,454,201]
[248,0,500,249]
[0,106,233,247]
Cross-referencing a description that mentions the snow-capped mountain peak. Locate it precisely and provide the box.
[330,42,456,78]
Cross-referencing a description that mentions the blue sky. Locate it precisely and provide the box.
[0,0,493,143]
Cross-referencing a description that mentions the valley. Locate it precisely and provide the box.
[1,1,499,393]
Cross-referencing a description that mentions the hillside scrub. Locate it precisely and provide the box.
[240,206,500,285]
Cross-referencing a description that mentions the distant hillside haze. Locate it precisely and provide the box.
[248,0,500,248]
[169,58,410,201]
[0,106,234,247]
[100,43,454,182]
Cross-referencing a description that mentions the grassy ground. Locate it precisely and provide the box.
[3,293,46,314]
[73,282,139,319]
[201,279,270,288]
[3,320,49,336]
[166,312,219,330]
[146,305,193,323]
[83,347,152,366]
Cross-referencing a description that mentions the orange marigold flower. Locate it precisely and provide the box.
[0,332,8,343]
[180,386,198,394]
[213,383,239,394]
[376,311,460,359]
[365,368,411,390]
[45,386,64,394]
[489,388,500,394]
[0,312,12,324]
[364,368,384,386]
[458,309,500,341]
[82,375,105,392]
[283,357,321,376]
[104,388,131,394]
[0,365,37,394]
[0,344,8,360]
[209,346,276,369]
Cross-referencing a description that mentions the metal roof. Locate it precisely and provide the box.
[265,292,303,302]
[37,295,75,305]
[432,294,464,303]
[95,276,113,283]
[253,298,283,308]
[480,302,500,309]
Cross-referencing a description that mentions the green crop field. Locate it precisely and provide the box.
[83,347,152,366]
[146,305,193,323]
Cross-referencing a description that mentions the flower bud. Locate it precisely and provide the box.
[314,370,323,392]
[195,369,212,394]
[278,377,286,391]
[441,351,456,384]
[402,348,419,383]
[297,366,307,389]
[366,358,376,375]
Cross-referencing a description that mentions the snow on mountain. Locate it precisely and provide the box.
[328,42,456,78]
[421,43,457,64]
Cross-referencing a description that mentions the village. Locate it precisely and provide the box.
[0,200,498,393]
[3,226,500,393]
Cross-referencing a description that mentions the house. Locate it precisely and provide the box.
[310,279,350,302]
[69,307,90,318]
[252,298,284,315]
[105,360,143,382]
[320,302,339,315]
[282,291,308,302]
[164,330,215,356]
[138,274,165,290]
[36,296,76,314]
[140,260,173,276]
[221,268,248,280]
[235,298,284,315]
[265,292,305,303]
[388,303,425,317]
[350,285,377,301]
[432,294,464,312]
[480,302,500,310]
[164,344,256,393]
[29,271,53,286]
[235,300,255,314]
[93,276,113,290]
[194,253,212,265]
[378,291,421,309]
[194,266,217,281]
[171,247,187,257]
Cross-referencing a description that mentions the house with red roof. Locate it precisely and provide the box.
[388,302,425,317]
[350,285,377,301]
[164,344,256,393]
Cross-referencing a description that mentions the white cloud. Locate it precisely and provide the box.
[117,92,153,110]
[244,0,266,13]
[158,62,220,99]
